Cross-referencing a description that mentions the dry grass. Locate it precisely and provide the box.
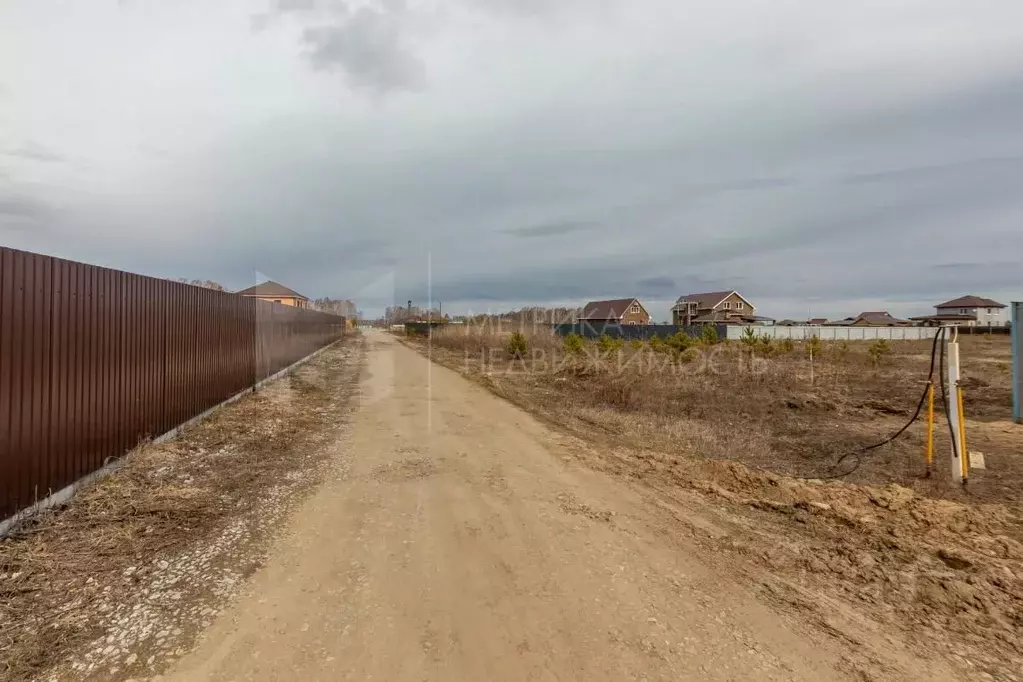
[0,339,361,682]
[419,323,564,355]
[408,329,1020,506]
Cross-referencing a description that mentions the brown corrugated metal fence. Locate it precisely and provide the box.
[0,247,345,520]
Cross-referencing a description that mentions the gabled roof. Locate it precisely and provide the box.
[672,290,755,312]
[580,298,642,320]
[935,295,1005,309]
[853,311,910,326]
[807,317,828,325]
[235,280,308,300]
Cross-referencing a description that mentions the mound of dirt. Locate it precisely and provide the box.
[671,458,1023,680]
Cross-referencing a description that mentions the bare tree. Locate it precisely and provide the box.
[172,278,226,291]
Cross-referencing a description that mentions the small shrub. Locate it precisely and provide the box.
[649,334,667,353]
[700,325,719,345]
[598,333,624,353]
[630,339,645,350]
[832,340,850,360]
[740,326,758,349]
[667,331,695,354]
[678,347,700,364]
[868,339,892,365]
[757,334,774,356]
[806,335,822,357]
[778,338,795,353]
[563,333,585,355]
[506,331,528,359]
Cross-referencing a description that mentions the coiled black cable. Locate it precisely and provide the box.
[827,326,949,479]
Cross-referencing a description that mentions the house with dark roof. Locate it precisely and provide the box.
[670,290,756,325]
[578,298,650,325]
[849,311,911,327]
[236,281,310,309]
[910,295,1008,327]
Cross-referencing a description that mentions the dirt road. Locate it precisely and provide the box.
[165,332,946,681]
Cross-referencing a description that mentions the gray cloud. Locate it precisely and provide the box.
[4,0,1023,321]
[636,276,676,291]
[0,194,50,218]
[843,156,1023,185]
[0,192,52,234]
[693,176,796,194]
[301,4,424,93]
[502,220,595,238]
[277,0,318,12]
[2,141,64,163]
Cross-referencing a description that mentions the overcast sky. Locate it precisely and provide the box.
[2,0,1022,320]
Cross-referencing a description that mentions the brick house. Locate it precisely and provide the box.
[578,298,651,325]
[236,280,310,309]
[671,290,756,325]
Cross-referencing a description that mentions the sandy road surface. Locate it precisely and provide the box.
[165,332,894,681]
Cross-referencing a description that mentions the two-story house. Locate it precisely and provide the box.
[578,298,651,325]
[910,295,1008,327]
[671,290,756,325]
[936,295,1008,327]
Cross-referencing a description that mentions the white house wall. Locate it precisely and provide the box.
[934,306,1009,326]
[726,325,941,341]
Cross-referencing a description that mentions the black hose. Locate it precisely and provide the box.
[827,327,945,479]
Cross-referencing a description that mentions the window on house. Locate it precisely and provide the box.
[986,308,992,314]
[960,308,968,314]
[723,302,731,310]
[274,299,282,304]
[630,304,640,314]
[736,302,744,310]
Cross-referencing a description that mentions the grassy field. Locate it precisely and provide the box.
[411,324,1020,506]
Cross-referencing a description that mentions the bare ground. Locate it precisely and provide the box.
[164,331,963,682]
[0,338,362,682]
[3,328,1018,681]
[407,330,1023,681]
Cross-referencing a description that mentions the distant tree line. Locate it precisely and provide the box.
[172,278,227,291]
[461,306,581,329]
[313,297,357,318]
[384,305,444,323]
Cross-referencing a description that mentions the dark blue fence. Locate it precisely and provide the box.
[552,322,724,340]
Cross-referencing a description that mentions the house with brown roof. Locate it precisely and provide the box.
[236,281,310,309]
[579,298,651,325]
[849,311,910,327]
[671,290,756,325]
[910,295,1008,327]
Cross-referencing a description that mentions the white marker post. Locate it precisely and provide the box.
[946,331,965,485]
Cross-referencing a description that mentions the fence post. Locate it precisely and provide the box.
[947,331,965,485]
[1013,302,1021,424]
